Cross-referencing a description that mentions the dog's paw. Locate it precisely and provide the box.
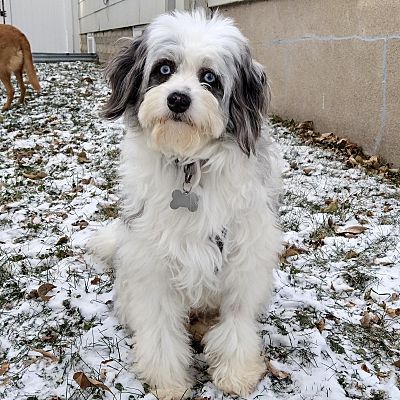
[153,387,192,400]
[212,357,266,397]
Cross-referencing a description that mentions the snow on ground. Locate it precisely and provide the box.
[0,62,399,400]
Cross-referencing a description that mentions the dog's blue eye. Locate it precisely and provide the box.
[203,72,216,84]
[160,65,171,75]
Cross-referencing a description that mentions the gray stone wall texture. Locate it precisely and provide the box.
[217,0,400,167]
[81,27,134,64]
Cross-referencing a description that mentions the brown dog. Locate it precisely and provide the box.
[0,24,41,111]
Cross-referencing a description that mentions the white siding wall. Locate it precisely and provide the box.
[3,0,79,53]
[79,0,186,34]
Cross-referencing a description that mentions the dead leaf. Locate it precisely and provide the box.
[315,319,325,333]
[56,236,68,245]
[360,311,380,328]
[303,167,315,175]
[336,225,368,236]
[345,250,358,260]
[377,370,390,379]
[22,171,47,180]
[267,360,290,379]
[322,199,339,213]
[390,293,399,302]
[72,220,89,230]
[296,121,313,130]
[77,151,90,164]
[27,289,39,299]
[0,377,11,386]
[394,360,400,368]
[281,245,308,259]
[383,205,392,213]
[90,276,101,285]
[73,371,112,392]
[386,308,400,318]
[32,348,58,363]
[37,283,57,301]
[0,361,9,376]
[361,364,370,373]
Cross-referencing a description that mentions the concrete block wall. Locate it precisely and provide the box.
[217,0,400,166]
[81,27,134,63]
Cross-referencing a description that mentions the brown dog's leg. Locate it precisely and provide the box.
[15,69,26,104]
[0,71,14,111]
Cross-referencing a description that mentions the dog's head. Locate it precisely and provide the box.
[102,10,269,158]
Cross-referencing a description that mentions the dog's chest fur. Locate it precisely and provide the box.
[118,132,269,306]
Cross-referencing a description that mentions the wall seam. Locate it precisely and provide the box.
[373,39,388,155]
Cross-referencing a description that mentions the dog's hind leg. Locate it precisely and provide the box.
[15,68,26,104]
[0,71,14,111]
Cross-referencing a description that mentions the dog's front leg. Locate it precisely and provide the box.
[116,263,192,400]
[203,215,280,396]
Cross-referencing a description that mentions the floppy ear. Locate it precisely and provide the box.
[228,52,269,156]
[101,34,147,120]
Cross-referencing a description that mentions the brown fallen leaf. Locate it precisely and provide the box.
[296,121,314,130]
[303,167,315,175]
[335,225,368,236]
[77,151,90,164]
[316,132,334,142]
[90,276,101,285]
[322,199,339,213]
[315,319,325,333]
[281,245,308,259]
[345,250,358,260]
[394,360,400,368]
[56,235,68,245]
[73,371,112,392]
[22,171,47,180]
[0,361,9,376]
[32,348,59,363]
[386,307,400,318]
[361,363,370,373]
[37,283,57,301]
[383,205,392,213]
[360,311,380,328]
[72,220,89,230]
[267,360,290,379]
[391,293,399,302]
[0,377,11,386]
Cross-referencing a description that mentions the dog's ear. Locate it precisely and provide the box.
[101,34,147,120]
[228,53,269,156]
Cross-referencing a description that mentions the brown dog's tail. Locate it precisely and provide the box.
[21,38,41,92]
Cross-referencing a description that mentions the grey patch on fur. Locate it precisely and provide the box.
[101,33,148,120]
[227,51,270,157]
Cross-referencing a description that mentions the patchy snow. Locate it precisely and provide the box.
[0,62,399,400]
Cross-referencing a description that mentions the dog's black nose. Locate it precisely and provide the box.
[167,92,191,114]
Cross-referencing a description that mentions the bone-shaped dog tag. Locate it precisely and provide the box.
[170,189,199,212]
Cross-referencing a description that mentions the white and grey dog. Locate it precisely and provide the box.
[89,9,282,400]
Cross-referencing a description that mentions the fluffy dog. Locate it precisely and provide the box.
[89,10,282,400]
[0,24,41,111]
